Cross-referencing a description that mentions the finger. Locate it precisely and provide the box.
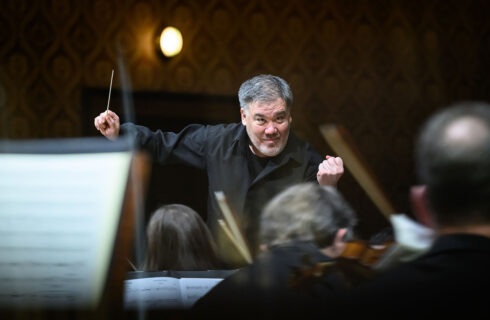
[96,118,104,130]
[327,157,337,166]
[107,110,118,121]
[334,157,343,166]
[97,115,106,126]
[97,117,105,130]
[319,162,329,173]
[109,113,119,126]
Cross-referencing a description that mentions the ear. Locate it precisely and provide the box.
[335,228,348,245]
[240,108,247,125]
[332,228,348,257]
[321,228,348,258]
[410,185,435,228]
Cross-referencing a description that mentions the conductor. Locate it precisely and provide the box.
[94,74,344,266]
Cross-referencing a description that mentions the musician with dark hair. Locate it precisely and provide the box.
[94,74,344,267]
[142,204,221,271]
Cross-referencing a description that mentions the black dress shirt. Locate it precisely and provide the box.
[121,122,322,265]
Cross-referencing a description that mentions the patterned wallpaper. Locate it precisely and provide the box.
[1,0,489,236]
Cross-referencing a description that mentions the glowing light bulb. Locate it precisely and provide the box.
[159,26,183,58]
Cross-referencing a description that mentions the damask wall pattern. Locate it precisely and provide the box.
[0,0,489,234]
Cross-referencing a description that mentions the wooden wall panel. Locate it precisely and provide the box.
[1,0,489,236]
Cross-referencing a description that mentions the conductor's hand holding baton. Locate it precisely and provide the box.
[94,69,120,141]
[94,110,120,141]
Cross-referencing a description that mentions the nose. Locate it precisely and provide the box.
[265,124,277,135]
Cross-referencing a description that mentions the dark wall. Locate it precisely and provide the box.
[1,0,489,238]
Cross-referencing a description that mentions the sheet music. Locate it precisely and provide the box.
[374,214,435,271]
[0,152,132,308]
[179,278,223,308]
[124,277,223,309]
[390,214,434,250]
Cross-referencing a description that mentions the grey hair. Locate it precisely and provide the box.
[238,74,293,114]
[259,183,357,248]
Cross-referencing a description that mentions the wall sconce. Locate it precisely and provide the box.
[158,26,183,58]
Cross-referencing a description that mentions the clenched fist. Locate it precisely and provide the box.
[94,110,120,141]
[317,155,344,186]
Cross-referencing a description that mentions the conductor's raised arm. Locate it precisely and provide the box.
[94,110,120,140]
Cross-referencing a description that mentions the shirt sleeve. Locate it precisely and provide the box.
[120,122,208,169]
[305,146,323,182]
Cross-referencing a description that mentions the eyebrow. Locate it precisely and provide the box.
[253,111,288,118]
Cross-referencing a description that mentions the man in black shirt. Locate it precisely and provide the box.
[94,74,343,266]
[327,102,490,317]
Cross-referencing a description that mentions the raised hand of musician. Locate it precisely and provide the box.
[317,155,344,186]
[94,110,120,141]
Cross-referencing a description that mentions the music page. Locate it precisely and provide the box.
[0,152,132,308]
[124,277,223,309]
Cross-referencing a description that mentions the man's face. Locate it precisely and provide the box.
[241,98,292,157]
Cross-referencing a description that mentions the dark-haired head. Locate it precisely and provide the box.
[143,204,221,271]
[415,102,490,227]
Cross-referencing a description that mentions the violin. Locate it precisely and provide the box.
[340,227,395,267]
[286,228,395,291]
[288,252,379,291]
[341,240,394,267]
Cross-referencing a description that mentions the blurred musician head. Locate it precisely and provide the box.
[143,204,221,271]
[259,182,357,258]
[415,101,490,234]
